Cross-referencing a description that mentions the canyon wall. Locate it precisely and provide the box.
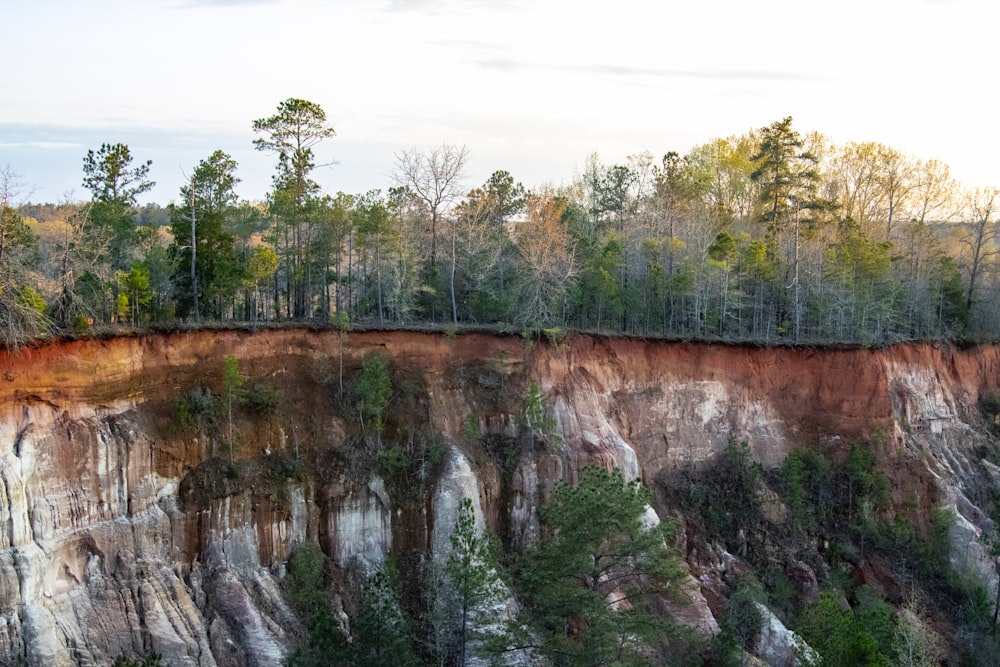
[1,329,999,665]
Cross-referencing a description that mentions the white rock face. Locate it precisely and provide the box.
[330,476,392,568]
[753,602,818,666]
[0,405,295,666]
[432,445,483,559]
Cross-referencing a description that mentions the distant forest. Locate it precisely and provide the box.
[2,98,998,348]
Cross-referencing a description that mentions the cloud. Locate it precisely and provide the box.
[0,141,83,150]
[434,38,505,52]
[170,0,282,6]
[472,58,823,83]
[384,0,528,12]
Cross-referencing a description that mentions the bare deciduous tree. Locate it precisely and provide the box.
[957,187,1000,327]
[514,188,578,327]
[0,165,47,349]
[392,142,469,265]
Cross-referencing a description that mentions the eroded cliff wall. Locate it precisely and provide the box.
[1,330,998,666]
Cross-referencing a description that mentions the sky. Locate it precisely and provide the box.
[2,0,998,206]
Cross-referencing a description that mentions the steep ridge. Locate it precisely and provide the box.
[0,330,998,665]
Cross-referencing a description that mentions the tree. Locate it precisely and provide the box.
[48,202,114,327]
[653,152,708,277]
[142,245,177,322]
[893,595,945,666]
[283,543,350,667]
[444,497,505,666]
[354,353,391,447]
[722,576,766,663]
[826,142,915,242]
[592,162,641,331]
[350,569,421,667]
[119,262,152,326]
[481,170,527,237]
[513,466,684,666]
[751,117,834,340]
[595,163,638,235]
[253,98,336,184]
[81,143,155,272]
[317,191,354,318]
[169,150,241,320]
[910,158,957,225]
[353,190,398,324]
[0,165,35,266]
[956,187,1000,330]
[443,187,503,323]
[575,237,624,332]
[253,98,336,318]
[822,220,898,343]
[514,189,578,328]
[796,592,891,667]
[392,142,469,267]
[242,245,279,325]
[0,165,45,348]
[222,354,244,464]
[479,170,526,294]
[980,502,1000,637]
[330,310,351,399]
[519,379,561,451]
[688,134,759,225]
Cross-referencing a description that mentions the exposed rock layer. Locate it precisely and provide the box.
[1,330,998,665]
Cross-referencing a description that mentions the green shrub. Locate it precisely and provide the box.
[463,413,482,443]
[16,285,46,314]
[842,443,890,517]
[244,381,284,418]
[796,592,890,667]
[354,354,392,443]
[377,445,410,476]
[542,327,564,345]
[722,576,766,656]
[72,313,90,334]
[174,387,217,430]
[285,543,328,613]
[980,393,1000,435]
[111,653,162,667]
[780,448,833,531]
[283,543,352,667]
[705,441,763,549]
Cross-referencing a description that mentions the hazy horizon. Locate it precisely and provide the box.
[4,0,998,205]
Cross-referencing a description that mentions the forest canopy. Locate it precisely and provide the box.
[3,102,998,348]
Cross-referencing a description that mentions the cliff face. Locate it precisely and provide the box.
[1,330,999,666]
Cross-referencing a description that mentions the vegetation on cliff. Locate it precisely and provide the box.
[659,439,1000,665]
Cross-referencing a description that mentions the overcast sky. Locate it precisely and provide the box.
[2,0,997,205]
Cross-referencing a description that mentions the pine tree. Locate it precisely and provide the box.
[513,467,684,666]
[444,498,504,666]
[222,355,244,464]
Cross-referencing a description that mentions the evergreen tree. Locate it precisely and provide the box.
[512,467,684,666]
[444,498,504,666]
[169,150,241,320]
[283,543,351,667]
[222,355,244,464]
[751,117,834,340]
[354,354,391,447]
[253,98,336,318]
[81,143,156,273]
[349,570,421,667]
